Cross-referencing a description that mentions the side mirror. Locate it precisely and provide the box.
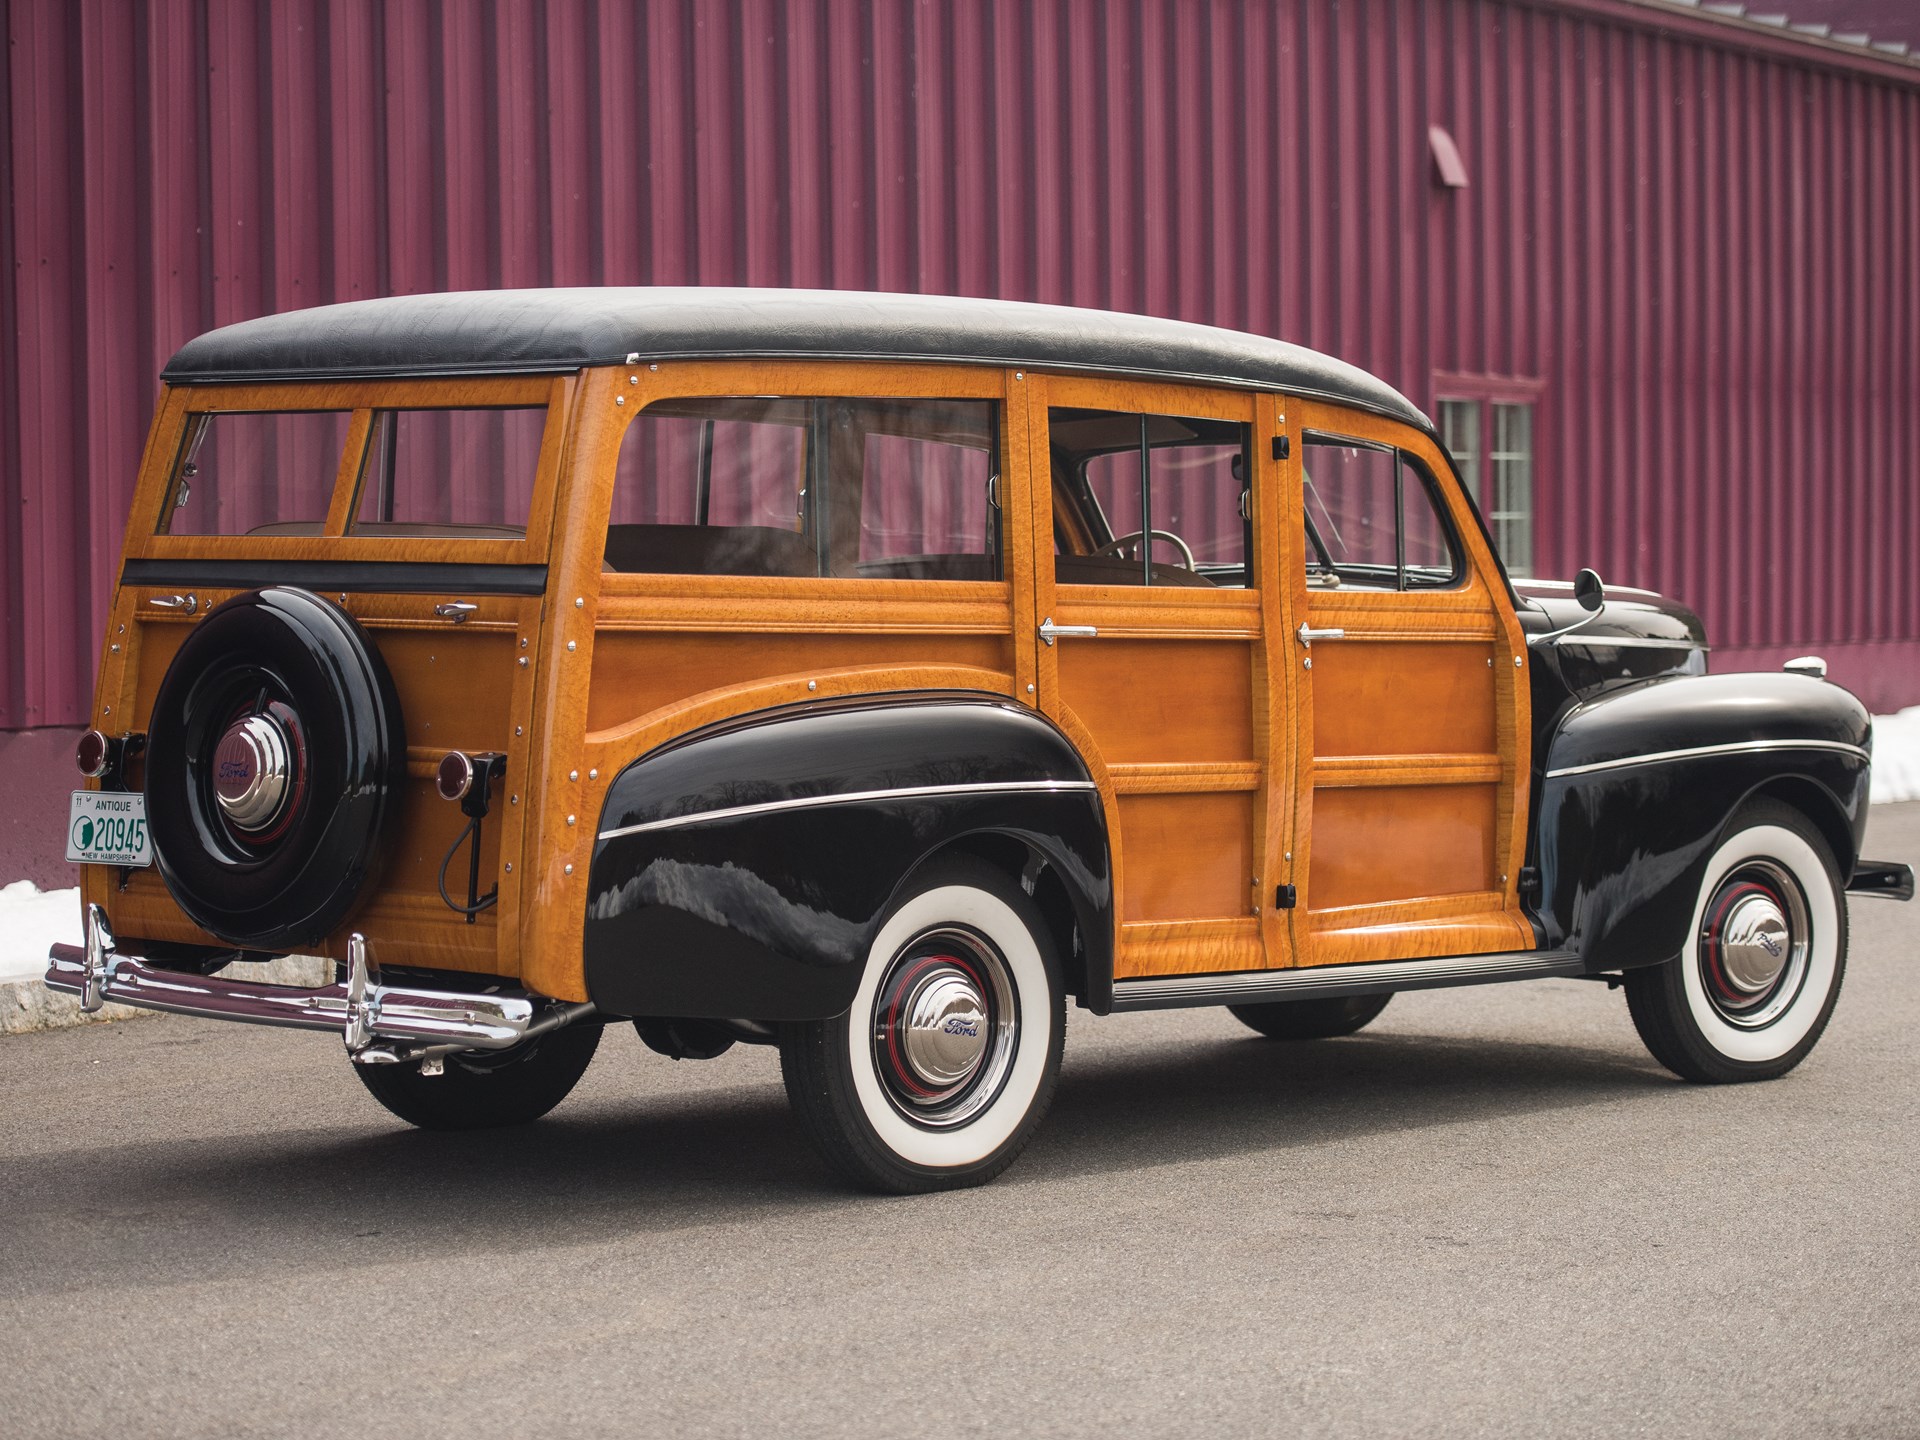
[1528,568,1608,648]
[1574,567,1605,613]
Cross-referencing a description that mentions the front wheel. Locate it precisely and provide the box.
[354,1022,602,1130]
[779,857,1065,1193]
[1624,799,1847,1084]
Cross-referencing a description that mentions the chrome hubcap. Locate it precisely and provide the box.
[900,969,990,1087]
[1699,861,1810,1029]
[212,714,292,833]
[872,927,1018,1129]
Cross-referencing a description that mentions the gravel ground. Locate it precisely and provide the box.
[2,804,1916,1439]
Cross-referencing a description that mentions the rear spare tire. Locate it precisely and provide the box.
[145,587,406,950]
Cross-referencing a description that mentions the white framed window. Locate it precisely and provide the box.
[1436,382,1539,577]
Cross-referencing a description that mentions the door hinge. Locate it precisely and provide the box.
[1272,435,1291,462]
[1274,884,1297,910]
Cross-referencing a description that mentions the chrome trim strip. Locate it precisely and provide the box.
[1111,949,1583,1010]
[1546,738,1870,780]
[1552,634,1703,651]
[597,779,1099,842]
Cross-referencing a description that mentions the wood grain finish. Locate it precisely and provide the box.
[1308,783,1498,910]
[1308,640,1498,757]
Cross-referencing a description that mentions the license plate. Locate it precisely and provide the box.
[67,790,152,867]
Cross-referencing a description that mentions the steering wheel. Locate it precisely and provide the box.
[1092,528,1197,570]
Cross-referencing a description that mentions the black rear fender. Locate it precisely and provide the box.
[584,693,1112,1021]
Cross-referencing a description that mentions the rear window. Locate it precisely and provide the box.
[159,402,546,539]
[161,411,352,536]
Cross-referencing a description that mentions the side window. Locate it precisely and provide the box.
[161,410,352,536]
[1301,435,1461,590]
[607,395,1000,581]
[352,407,546,537]
[1050,408,1253,588]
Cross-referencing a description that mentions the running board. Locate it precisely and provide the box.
[1109,949,1585,1011]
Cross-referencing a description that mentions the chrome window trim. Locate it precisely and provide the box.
[597,779,1099,841]
[1546,738,1870,780]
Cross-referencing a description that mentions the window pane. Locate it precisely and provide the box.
[1491,402,1533,576]
[606,395,999,580]
[162,410,351,536]
[1050,408,1251,587]
[1401,460,1459,587]
[352,407,545,537]
[1438,399,1480,503]
[1303,439,1399,584]
[856,399,999,580]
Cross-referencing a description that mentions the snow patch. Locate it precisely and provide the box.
[1871,706,1920,805]
[0,881,81,985]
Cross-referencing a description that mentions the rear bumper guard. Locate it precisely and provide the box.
[45,905,593,1062]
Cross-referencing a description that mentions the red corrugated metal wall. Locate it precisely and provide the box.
[5,0,1918,726]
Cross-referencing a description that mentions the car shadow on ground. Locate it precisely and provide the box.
[5,1023,1674,1296]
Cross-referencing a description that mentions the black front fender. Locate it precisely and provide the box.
[1531,671,1871,970]
[584,692,1111,1020]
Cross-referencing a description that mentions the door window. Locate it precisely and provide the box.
[1049,408,1253,588]
[1300,435,1462,590]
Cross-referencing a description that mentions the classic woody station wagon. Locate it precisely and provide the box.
[48,289,1913,1191]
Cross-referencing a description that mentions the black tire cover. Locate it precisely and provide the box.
[145,587,406,949]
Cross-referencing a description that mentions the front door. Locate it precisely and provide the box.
[1026,376,1296,979]
[1288,401,1534,966]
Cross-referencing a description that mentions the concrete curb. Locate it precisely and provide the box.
[0,954,334,1036]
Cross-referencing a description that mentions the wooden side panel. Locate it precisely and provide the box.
[1308,783,1498,910]
[1055,639,1255,765]
[1114,792,1256,924]
[1311,640,1497,757]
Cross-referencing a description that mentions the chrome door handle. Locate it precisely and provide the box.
[1295,623,1345,646]
[148,593,198,615]
[1038,617,1099,647]
[434,602,478,623]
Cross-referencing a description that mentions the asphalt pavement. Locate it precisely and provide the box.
[4,806,1918,1439]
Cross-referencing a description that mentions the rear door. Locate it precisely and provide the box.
[1027,376,1298,980]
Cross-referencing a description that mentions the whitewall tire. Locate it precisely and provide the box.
[1624,798,1847,1083]
[779,856,1066,1192]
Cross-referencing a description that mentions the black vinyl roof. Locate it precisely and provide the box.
[162,287,1430,430]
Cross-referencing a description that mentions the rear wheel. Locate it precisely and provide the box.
[354,1022,602,1130]
[779,857,1065,1193]
[1229,993,1391,1040]
[1624,799,1846,1084]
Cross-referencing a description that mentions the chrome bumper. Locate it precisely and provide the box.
[44,905,592,1061]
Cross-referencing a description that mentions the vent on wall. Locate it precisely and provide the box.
[1428,125,1469,189]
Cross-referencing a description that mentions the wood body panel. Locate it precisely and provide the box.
[1309,639,1497,756]
[1308,783,1499,910]
[1114,792,1256,925]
